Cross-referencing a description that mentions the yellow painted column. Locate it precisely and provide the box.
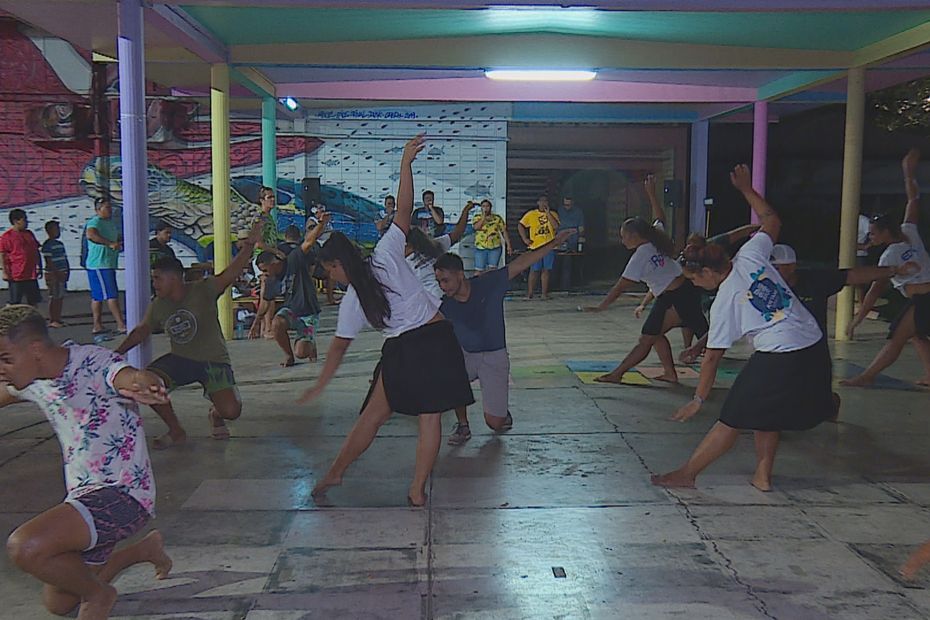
[835,66,866,341]
[211,64,233,339]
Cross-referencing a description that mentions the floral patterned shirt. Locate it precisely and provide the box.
[8,343,156,515]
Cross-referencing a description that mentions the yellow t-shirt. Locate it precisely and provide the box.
[519,209,559,249]
[473,213,506,250]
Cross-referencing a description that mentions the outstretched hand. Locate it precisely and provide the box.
[402,135,426,165]
[119,371,169,406]
[903,148,921,178]
[672,398,702,422]
[297,384,324,405]
[729,164,753,193]
[246,216,264,246]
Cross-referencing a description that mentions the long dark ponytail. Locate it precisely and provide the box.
[621,217,676,257]
[320,232,391,329]
[406,227,444,260]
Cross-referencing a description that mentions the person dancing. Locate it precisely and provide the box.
[0,306,172,620]
[299,135,474,507]
[651,164,833,491]
[843,148,930,388]
[585,174,708,384]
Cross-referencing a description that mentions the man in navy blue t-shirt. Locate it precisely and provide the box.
[435,228,575,445]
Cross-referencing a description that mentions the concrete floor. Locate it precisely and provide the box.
[1,292,929,619]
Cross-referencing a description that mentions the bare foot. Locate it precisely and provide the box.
[650,470,696,489]
[541,295,550,301]
[830,391,841,423]
[76,584,117,620]
[916,378,930,388]
[312,475,343,497]
[523,296,534,301]
[594,373,623,384]
[138,531,173,580]
[751,475,772,492]
[840,375,873,387]
[153,430,186,450]
[48,321,65,329]
[654,373,680,384]
[281,357,296,368]
[209,408,230,440]
[407,488,427,507]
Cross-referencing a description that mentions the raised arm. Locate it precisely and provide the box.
[724,224,761,245]
[297,336,352,404]
[395,135,426,234]
[903,148,920,225]
[302,212,331,253]
[507,229,573,279]
[644,174,666,225]
[447,203,476,245]
[730,164,781,241]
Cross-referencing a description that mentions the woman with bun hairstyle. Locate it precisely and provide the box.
[652,164,833,491]
[843,149,930,388]
[584,174,709,384]
[298,135,474,507]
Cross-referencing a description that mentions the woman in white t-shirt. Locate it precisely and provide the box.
[845,149,930,388]
[584,175,709,384]
[651,165,834,492]
[298,136,474,507]
[404,203,475,299]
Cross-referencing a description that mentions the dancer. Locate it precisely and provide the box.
[844,149,930,387]
[472,200,511,273]
[116,219,262,448]
[251,214,331,367]
[518,195,560,300]
[438,228,576,445]
[585,175,708,385]
[0,305,171,620]
[299,135,474,507]
[651,164,832,491]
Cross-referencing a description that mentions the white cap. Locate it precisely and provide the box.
[770,244,797,265]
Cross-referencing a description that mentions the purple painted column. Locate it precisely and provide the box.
[117,0,151,367]
[751,101,768,224]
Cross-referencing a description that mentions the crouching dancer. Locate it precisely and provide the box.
[1,305,171,619]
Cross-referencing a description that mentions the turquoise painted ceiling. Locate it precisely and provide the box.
[181,6,930,51]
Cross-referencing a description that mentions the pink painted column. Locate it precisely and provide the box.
[751,101,768,224]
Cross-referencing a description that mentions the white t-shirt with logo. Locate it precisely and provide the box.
[707,232,822,353]
[406,234,452,300]
[336,223,440,339]
[878,223,930,294]
[621,242,682,296]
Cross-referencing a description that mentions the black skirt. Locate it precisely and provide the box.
[887,291,930,339]
[719,338,834,432]
[642,280,709,338]
[362,320,475,416]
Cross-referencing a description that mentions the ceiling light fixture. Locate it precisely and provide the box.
[484,70,597,82]
[280,97,299,111]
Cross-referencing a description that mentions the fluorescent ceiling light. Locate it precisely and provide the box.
[485,70,597,82]
[280,97,299,111]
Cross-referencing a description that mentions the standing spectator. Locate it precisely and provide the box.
[472,200,511,273]
[557,196,586,289]
[856,212,871,302]
[85,198,127,337]
[0,209,42,307]
[41,220,69,328]
[149,222,176,266]
[414,190,446,237]
[518,195,560,300]
[376,195,396,237]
